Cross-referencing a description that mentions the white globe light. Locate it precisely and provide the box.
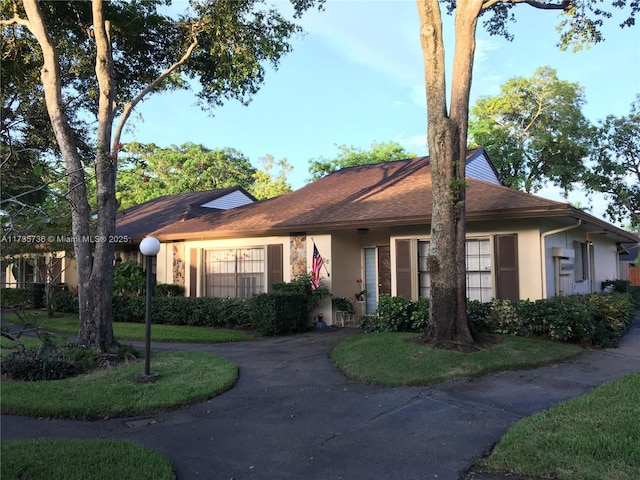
[139,237,161,256]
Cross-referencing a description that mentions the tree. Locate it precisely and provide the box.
[307,140,415,181]
[251,154,294,199]
[468,66,592,194]
[582,96,640,228]
[1,0,322,352]
[116,144,293,208]
[415,0,636,348]
[117,143,258,209]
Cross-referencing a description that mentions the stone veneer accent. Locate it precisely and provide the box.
[173,243,185,287]
[290,235,307,278]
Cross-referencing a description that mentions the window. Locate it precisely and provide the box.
[204,248,265,298]
[418,238,493,302]
[574,241,589,282]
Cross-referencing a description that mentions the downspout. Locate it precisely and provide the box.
[540,219,582,299]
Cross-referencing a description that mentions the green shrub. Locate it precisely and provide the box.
[630,286,640,308]
[1,349,83,381]
[467,300,492,332]
[587,292,635,347]
[601,279,632,293]
[113,262,145,296]
[358,292,636,346]
[410,298,430,331]
[249,292,307,335]
[112,296,146,323]
[112,296,253,329]
[155,284,185,297]
[50,289,79,314]
[272,273,331,312]
[29,283,46,309]
[358,295,421,333]
[0,288,29,308]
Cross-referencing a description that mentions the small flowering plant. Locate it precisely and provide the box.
[355,278,366,301]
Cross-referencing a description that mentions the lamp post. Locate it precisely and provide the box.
[138,236,160,382]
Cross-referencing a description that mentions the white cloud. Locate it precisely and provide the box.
[298,2,427,106]
[394,133,428,155]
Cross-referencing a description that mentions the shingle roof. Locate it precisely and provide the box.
[115,187,255,241]
[152,155,592,241]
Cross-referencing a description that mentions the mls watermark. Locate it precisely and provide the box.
[1,235,131,244]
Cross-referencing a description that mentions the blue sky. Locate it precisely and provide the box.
[126,1,639,224]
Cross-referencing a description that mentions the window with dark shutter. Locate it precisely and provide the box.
[189,249,198,297]
[495,234,519,301]
[396,239,412,299]
[267,244,283,291]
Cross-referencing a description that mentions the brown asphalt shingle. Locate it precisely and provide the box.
[116,187,254,240]
[152,156,575,241]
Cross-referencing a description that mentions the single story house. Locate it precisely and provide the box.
[1,187,256,290]
[139,149,638,325]
[4,150,636,326]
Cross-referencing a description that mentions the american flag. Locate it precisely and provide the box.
[311,244,324,290]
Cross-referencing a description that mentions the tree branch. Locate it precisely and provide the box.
[0,2,31,30]
[112,29,200,150]
[482,0,571,11]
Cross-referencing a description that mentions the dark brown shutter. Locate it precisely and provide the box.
[267,244,283,291]
[189,249,198,297]
[495,234,519,301]
[378,246,391,296]
[396,239,412,299]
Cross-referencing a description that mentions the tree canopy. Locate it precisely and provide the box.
[468,66,592,194]
[582,96,640,228]
[0,0,323,352]
[116,143,292,209]
[307,141,415,181]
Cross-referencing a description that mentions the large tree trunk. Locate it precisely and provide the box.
[417,0,482,347]
[24,0,117,352]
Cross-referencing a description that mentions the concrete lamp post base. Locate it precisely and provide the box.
[135,372,160,384]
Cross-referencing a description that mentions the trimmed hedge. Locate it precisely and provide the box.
[112,293,309,334]
[250,292,308,335]
[1,288,30,308]
[50,289,79,314]
[359,292,637,348]
[0,285,46,309]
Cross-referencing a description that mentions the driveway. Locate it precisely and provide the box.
[2,320,639,480]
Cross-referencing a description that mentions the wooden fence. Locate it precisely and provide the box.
[630,267,640,286]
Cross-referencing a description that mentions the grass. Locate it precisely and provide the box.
[476,372,640,480]
[1,335,42,357]
[1,350,238,419]
[330,332,585,386]
[1,311,253,343]
[1,439,175,480]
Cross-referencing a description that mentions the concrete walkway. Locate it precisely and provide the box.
[2,318,639,480]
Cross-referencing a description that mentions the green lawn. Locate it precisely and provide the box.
[1,439,175,480]
[1,311,253,343]
[1,350,238,419]
[476,372,640,480]
[330,332,585,386]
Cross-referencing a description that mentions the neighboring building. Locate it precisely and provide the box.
[141,149,638,325]
[1,187,256,291]
[113,187,257,265]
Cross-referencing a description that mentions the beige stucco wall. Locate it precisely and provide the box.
[389,219,546,301]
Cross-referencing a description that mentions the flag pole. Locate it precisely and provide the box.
[311,237,330,277]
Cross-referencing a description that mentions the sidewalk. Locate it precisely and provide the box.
[2,317,639,480]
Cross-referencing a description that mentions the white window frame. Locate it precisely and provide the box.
[418,237,493,302]
[203,247,266,299]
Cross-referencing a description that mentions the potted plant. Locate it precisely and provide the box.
[355,278,366,302]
